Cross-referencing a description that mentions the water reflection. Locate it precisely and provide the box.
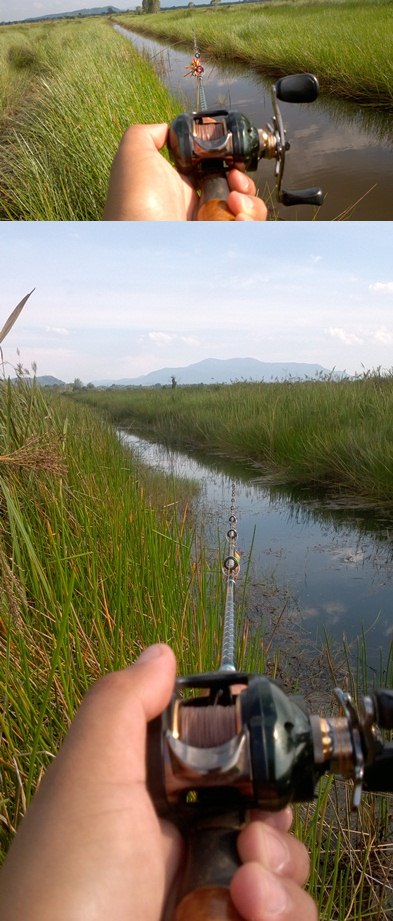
[115,24,393,220]
[121,430,393,678]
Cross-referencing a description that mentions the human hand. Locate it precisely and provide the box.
[0,645,317,921]
[103,123,267,221]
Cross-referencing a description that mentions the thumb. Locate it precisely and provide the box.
[129,643,178,719]
[50,644,177,785]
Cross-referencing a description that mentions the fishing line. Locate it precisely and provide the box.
[220,481,240,672]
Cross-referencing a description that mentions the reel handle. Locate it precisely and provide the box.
[280,187,324,207]
[172,819,243,920]
[196,174,235,221]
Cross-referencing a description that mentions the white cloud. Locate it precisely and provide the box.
[369,282,393,294]
[372,327,393,345]
[180,336,200,346]
[148,332,175,346]
[146,331,201,348]
[45,326,69,336]
[326,327,364,346]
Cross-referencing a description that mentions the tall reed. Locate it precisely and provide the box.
[0,379,235,849]
[0,18,179,219]
[70,372,393,503]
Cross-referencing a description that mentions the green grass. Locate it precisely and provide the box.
[0,23,52,123]
[0,378,391,917]
[70,372,393,504]
[0,18,179,219]
[120,0,393,107]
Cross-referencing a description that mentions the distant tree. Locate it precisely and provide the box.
[72,378,83,391]
[170,375,177,389]
[135,5,143,12]
[142,0,160,12]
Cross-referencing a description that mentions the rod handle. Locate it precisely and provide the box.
[196,174,235,222]
[171,821,243,920]
[173,888,243,920]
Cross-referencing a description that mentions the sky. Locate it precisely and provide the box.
[0,0,207,22]
[1,222,393,384]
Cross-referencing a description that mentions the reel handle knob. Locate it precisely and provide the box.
[371,689,393,729]
[363,745,393,793]
[280,187,324,207]
[197,174,235,221]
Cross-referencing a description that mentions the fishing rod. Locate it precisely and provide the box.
[147,485,393,920]
[167,40,324,220]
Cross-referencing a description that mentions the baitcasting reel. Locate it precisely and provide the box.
[148,672,393,823]
[168,73,324,218]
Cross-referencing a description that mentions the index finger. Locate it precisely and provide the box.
[227,169,258,196]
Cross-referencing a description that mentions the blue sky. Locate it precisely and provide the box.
[1,2,126,21]
[1,222,393,383]
[0,0,208,21]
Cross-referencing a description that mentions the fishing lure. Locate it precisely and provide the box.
[184,39,207,112]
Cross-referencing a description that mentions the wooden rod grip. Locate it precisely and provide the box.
[196,174,235,222]
[173,887,243,920]
[170,819,244,921]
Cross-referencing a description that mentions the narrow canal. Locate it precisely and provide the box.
[121,430,393,688]
[115,24,393,221]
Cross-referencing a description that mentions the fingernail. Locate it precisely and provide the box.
[135,644,166,665]
[257,868,290,916]
[263,827,291,873]
[238,173,250,192]
[239,194,253,213]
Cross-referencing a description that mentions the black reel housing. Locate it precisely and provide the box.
[168,110,261,174]
[241,675,316,808]
[147,672,393,828]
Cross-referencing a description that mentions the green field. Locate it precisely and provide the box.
[71,372,393,504]
[0,17,179,219]
[121,0,393,107]
[0,379,391,917]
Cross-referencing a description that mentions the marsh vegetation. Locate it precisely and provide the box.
[71,372,393,504]
[0,17,178,219]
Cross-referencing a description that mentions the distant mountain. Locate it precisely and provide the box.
[93,357,331,388]
[5,7,123,24]
[10,375,65,387]
[36,375,65,387]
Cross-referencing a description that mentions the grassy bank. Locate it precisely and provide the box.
[119,0,393,108]
[0,23,51,124]
[0,380,391,916]
[71,373,393,503]
[0,18,179,219]
[0,377,243,849]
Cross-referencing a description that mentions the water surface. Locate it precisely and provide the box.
[122,430,393,682]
